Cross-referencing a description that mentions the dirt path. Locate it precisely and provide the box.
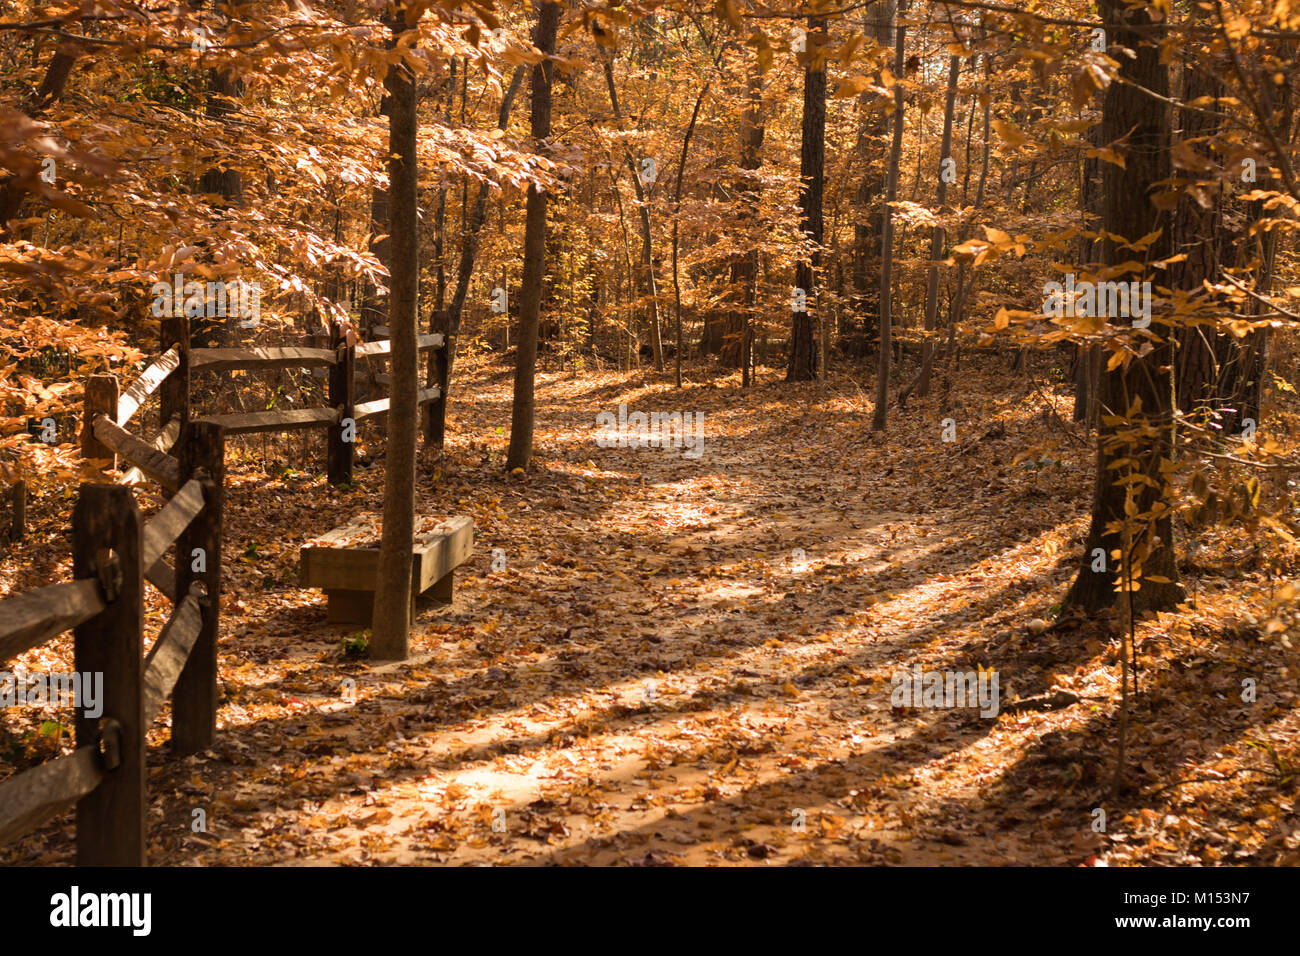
[6,359,1297,866]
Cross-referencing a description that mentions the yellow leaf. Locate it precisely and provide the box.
[832,75,872,98]
[991,118,1029,147]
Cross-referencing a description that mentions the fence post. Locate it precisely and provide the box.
[327,340,354,485]
[72,484,145,866]
[11,479,23,542]
[172,421,224,756]
[159,315,190,435]
[0,479,24,551]
[425,310,449,448]
[82,374,120,466]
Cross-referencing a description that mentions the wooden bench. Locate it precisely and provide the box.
[299,514,473,626]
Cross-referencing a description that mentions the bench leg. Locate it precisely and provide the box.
[430,568,454,604]
[327,589,374,626]
[327,587,419,626]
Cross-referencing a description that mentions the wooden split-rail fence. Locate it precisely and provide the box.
[0,317,446,864]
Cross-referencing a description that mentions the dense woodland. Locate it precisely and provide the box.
[1,0,1300,867]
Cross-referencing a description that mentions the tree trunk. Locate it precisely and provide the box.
[1065,0,1183,615]
[788,17,826,382]
[428,64,526,448]
[1172,16,1288,435]
[602,52,663,372]
[721,66,765,370]
[0,47,80,234]
[672,84,708,389]
[506,0,562,472]
[370,2,422,660]
[194,41,246,351]
[1073,118,1104,425]
[911,54,959,399]
[850,0,897,354]
[872,2,906,432]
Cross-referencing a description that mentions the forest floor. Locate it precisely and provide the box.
[4,351,1300,866]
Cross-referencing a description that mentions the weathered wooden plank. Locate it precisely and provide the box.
[352,387,440,423]
[82,374,120,465]
[300,515,473,593]
[119,417,181,487]
[0,746,103,846]
[370,325,390,337]
[327,342,354,486]
[159,317,189,438]
[92,415,180,490]
[351,396,388,422]
[353,333,444,359]
[146,558,175,600]
[424,312,449,445]
[73,484,145,866]
[198,406,339,435]
[173,422,223,757]
[115,347,180,427]
[190,346,338,373]
[141,478,204,569]
[413,515,474,592]
[0,579,105,664]
[142,591,203,724]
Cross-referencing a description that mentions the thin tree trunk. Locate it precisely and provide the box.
[788,16,826,382]
[602,52,663,372]
[872,2,906,431]
[506,0,562,471]
[723,66,765,371]
[371,1,423,660]
[909,54,959,400]
[672,84,709,389]
[947,32,992,361]
[428,64,526,447]
[851,0,897,354]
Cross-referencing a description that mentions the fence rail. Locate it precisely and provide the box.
[0,579,104,663]
[0,421,223,864]
[1,315,443,864]
[116,346,181,428]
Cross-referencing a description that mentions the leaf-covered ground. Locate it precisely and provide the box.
[4,354,1300,865]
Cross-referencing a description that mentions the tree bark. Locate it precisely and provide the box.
[506,0,562,472]
[850,0,897,354]
[872,2,906,431]
[788,17,826,382]
[720,66,765,371]
[370,2,422,660]
[602,51,663,372]
[1074,116,1104,425]
[428,64,526,448]
[910,54,959,399]
[1065,0,1183,615]
[672,84,709,389]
